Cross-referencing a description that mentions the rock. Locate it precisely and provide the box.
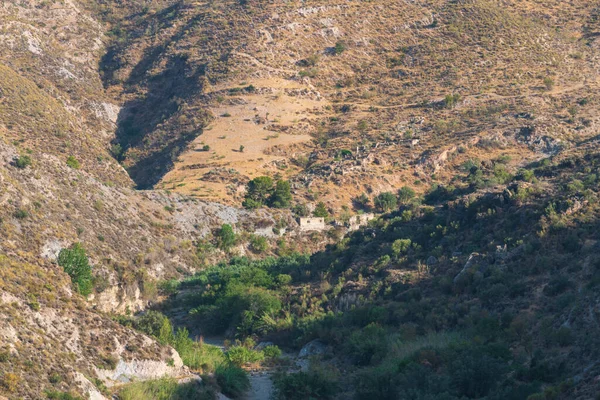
[453,253,488,284]
[255,341,275,350]
[298,339,327,358]
[95,352,188,387]
[426,256,438,266]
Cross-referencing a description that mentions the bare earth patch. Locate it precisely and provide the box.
[159,78,327,204]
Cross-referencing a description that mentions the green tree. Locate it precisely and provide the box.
[270,180,292,208]
[57,243,93,296]
[216,224,237,250]
[243,176,274,209]
[313,202,329,218]
[397,186,416,204]
[292,203,310,217]
[374,192,397,212]
[391,239,412,258]
[354,193,371,210]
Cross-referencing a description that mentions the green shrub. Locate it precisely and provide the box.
[263,345,282,359]
[273,364,339,400]
[66,156,80,169]
[355,362,399,400]
[243,176,274,209]
[170,328,226,372]
[225,346,264,366]
[216,224,237,250]
[15,155,32,169]
[374,192,397,212]
[444,93,461,108]
[134,311,174,344]
[14,209,28,219]
[346,323,388,366]
[334,41,347,55]
[397,186,416,204]
[391,239,411,258]
[249,235,268,253]
[45,390,83,400]
[117,378,213,400]
[215,364,250,398]
[57,243,93,296]
[313,202,329,218]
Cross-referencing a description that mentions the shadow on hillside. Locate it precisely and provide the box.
[100,3,210,188]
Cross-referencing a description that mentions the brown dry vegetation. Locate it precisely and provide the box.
[1,0,600,397]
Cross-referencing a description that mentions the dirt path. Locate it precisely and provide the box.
[245,372,274,400]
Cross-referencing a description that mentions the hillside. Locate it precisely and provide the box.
[162,144,600,399]
[0,1,318,398]
[1,0,600,399]
[97,0,600,211]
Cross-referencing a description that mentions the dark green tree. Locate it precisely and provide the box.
[270,180,292,208]
[57,243,93,296]
[354,193,371,210]
[374,192,397,212]
[216,224,237,250]
[313,202,329,218]
[243,176,274,209]
[397,186,416,204]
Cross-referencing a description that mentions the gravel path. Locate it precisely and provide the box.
[246,372,274,400]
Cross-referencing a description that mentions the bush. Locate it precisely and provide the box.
[273,364,339,400]
[444,93,461,109]
[215,364,250,398]
[346,323,388,366]
[172,329,225,372]
[57,243,93,296]
[334,41,347,55]
[216,224,237,250]
[313,202,329,218]
[66,156,80,169]
[263,345,282,359]
[374,192,397,212]
[15,155,32,169]
[397,186,416,204]
[117,378,213,400]
[13,209,28,219]
[391,239,411,258]
[45,390,83,400]
[249,235,268,253]
[134,311,174,344]
[1,373,20,392]
[225,346,264,366]
[355,363,399,400]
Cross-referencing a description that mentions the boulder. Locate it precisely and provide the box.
[298,339,327,358]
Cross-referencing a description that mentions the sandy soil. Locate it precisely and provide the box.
[159,77,329,203]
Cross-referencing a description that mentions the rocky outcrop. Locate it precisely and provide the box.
[95,348,187,386]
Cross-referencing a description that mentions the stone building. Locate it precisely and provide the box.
[298,217,326,232]
[347,213,376,231]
